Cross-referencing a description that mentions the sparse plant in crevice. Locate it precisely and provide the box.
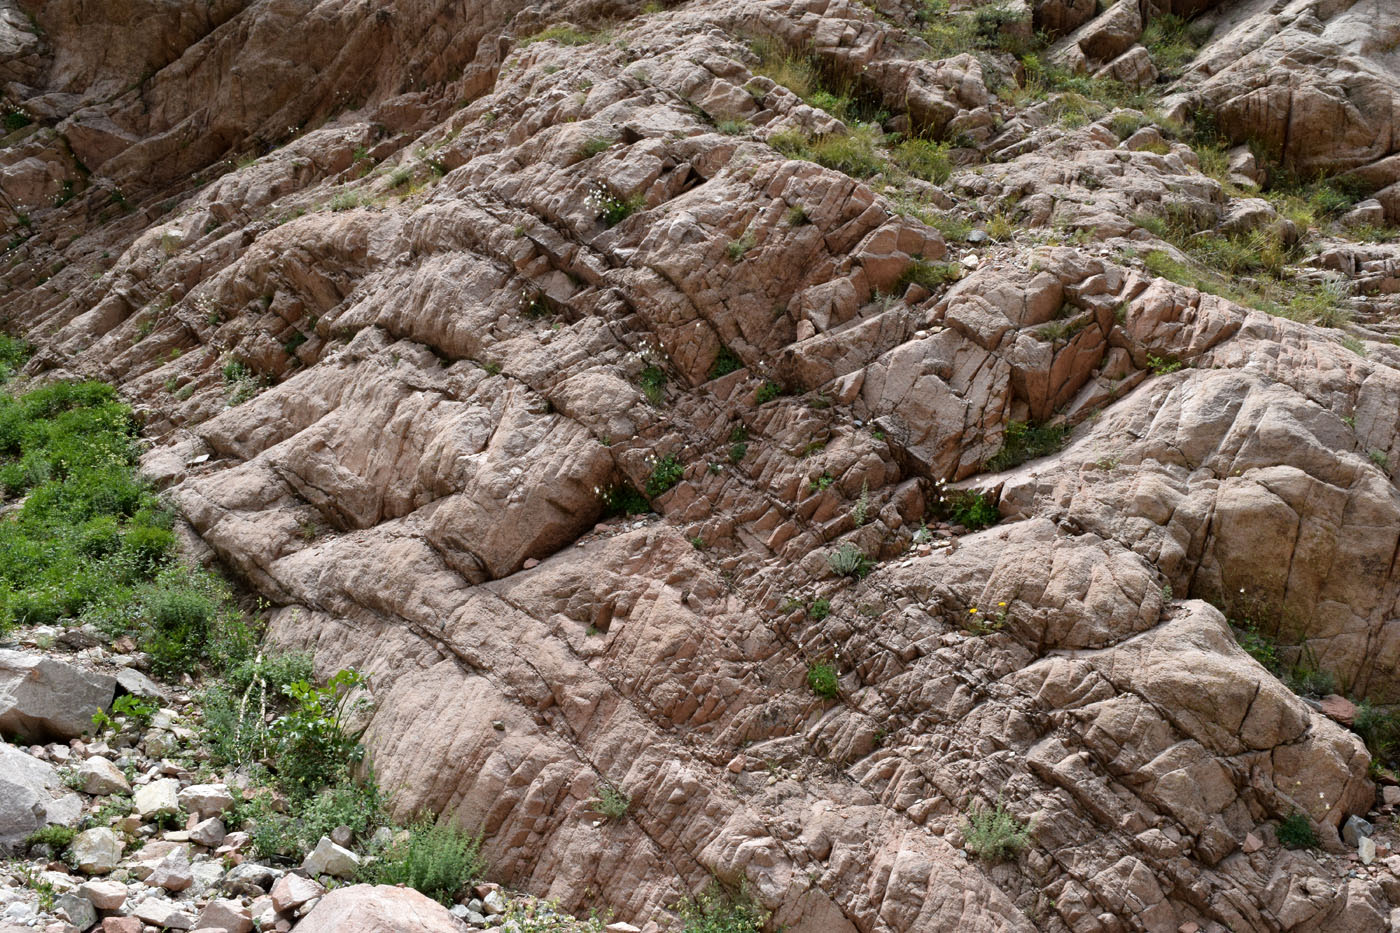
[1276,811,1317,849]
[806,661,839,699]
[931,486,998,530]
[708,347,743,380]
[985,420,1067,472]
[360,817,486,905]
[851,480,871,525]
[963,799,1030,861]
[808,597,830,620]
[592,781,632,820]
[645,453,684,497]
[674,883,768,933]
[827,542,873,578]
[755,380,784,404]
[600,482,649,517]
[638,364,667,404]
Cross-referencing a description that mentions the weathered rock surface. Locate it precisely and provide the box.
[4,0,1400,930]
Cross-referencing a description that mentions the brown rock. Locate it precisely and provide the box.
[293,885,463,933]
[1321,694,1359,726]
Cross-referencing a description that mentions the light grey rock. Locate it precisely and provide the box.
[269,873,325,913]
[189,816,226,848]
[114,668,165,700]
[0,741,68,846]
[134,777,180,818]
[147,848,193,891]
[0,650,116,740]
[71,827,123,874]
[55,891,98,930]
[224,861,281,891]
[302,835,361,878]
[132,894,198,929]
[142,730,177,758]
[1360,833,1377,865]
[76,756,131,795]
[482,890,506,915]
[1342,814,1374,847]
[176,783,234,819]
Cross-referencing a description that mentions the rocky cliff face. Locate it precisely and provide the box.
[5,0,1400,929]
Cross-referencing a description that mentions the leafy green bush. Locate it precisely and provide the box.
[645,454,684,497]
[808,597,830,620]
[985,420,1067,472]
[963,800,1030,861]
[675,884,768,933]
[897,259,960,292]
[755,381,784,404]
[638,365,667,404]
[268,668,372,797]
[600,482,650,517]
[362,818,486,905]
[0,335,28,381]
[1277,811,1317,849]
[24,825,76,853]
[708,347,744,380]
[806,661,839,699]
[933,488,998,530]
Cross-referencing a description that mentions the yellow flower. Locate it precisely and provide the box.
[998,602,1006,607]
[968,608,978,614]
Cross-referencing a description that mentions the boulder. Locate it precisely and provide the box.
[54,892,98,931]
[131,896,197,930]
[134,778,180,819]
[77,880,128,910]
[177,784,234,819]
[269,873,324,914]
[0,651,116,741]
[0,743,63,847]
[196,899,252,933]
[189,817,226,848]
[75,757,131,796]
[301,836,361,879]
[147,849,193,892]
[71,828,123,875]
[294,885,464,933]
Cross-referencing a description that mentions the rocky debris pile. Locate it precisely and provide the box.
[0,635,632,933]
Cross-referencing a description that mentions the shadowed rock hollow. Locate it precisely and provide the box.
[5,0,1400,929]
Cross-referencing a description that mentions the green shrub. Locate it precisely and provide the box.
[0,334,28,381]
[592,781,631,819]
[755,381,783,404]
[140,580,220,677]
[934,489,998,530]
[362,818,486,905]
[520,24,596,46]
[268,668,372,797]
[675,884,768,933]
[985,420,1067,472]
[892,137,952,184]
[963,800,1030,861]
[24,825,76,853]
[638,365,667,404]
[600,483,650,517]
[1277,811,1317,849]
[708,348,743,380]
[645,454,684,497]
[808,597,830,620]
[897,259,960,292]
[827,542,872,578]
[806,661,839,699]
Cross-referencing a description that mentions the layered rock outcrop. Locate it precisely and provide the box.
[5,0,1400,930]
